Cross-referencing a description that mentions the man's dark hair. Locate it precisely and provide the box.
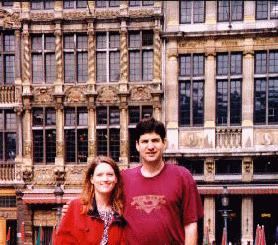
[135,117,166,142]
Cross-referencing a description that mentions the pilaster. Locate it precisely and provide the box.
[241,197,253,245]
[54,21,63,93]
[0,219,6,245]
[87,102,97,162]
[55,98,65,167]
[203,196,215,243]
[119,20,128,90]
[119,101,129,168]
[88,21,96,90]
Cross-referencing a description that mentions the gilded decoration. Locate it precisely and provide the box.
[255,37,278,47]
[65,86,86,103]
[23,141,32,157]
[254,130,278,145]
[178,40,206,50]
[33,87,54,104]
[65,166,86,186]
[22,167,33,183]
[0,9,20,28]
[56,141,64,157]
[96,86,119,104]
[0,210,16,220]
[130,86,152,102]
[179,131,204,148]
[63,11,88,20]
[30,12,54,21]
[129,9,154,18]
[33,166,55,185]
[95,10,120,19]
[34,210,56,226]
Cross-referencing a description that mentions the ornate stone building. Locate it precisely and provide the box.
[0,1,278,245]
[164,1,278,244]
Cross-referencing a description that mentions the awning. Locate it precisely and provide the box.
[198,185,278,195]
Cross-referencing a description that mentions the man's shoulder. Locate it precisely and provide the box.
[122,165,141,176]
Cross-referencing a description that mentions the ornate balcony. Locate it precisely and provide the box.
[216,127,242,148]
[0,162,15,182]
[0,85,15,103]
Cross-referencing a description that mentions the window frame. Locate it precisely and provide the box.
[63,0,87,9]
[31,0,54,10]
[95,0,120,8]
[217,0,244,22]
[256,1,278,20]
[180,0,206,24]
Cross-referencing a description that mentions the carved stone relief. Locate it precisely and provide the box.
[65,86,86,103]
[63,11,88,20]
[179,131,204,148]
[23,141,32,157]
[65,165,86,186]
[56,141,64,158]
[254,130,278,145]
[33,87,54,104]
[95,10,120,19]
[33,167,55,185]
[96,86,119,104]
[129,85,152,102]
[0,209,16,219]
[30,12,54,21]
[0,9,20,28]
[34,210,56,226]
[129,9,154,18]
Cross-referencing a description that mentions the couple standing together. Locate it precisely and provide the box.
[56,117,203,245]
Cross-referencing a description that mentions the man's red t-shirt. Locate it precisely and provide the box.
[122,163,203,245]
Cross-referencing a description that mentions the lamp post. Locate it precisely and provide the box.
[221,185,230,243]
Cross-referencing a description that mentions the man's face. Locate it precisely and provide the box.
[136,132,166,165]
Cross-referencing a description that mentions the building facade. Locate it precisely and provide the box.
[0,1,277,245]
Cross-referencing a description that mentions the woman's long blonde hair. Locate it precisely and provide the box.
[80,156,124,215]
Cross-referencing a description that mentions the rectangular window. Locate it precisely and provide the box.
[256,1,278,20]
[180,0,205,24]
[32,108,56,164]
[254,50,278,124]
[0,110,16,162]
[95,0,120,7]
[31,0,54,9]
[129,1,154,7]
[32,35,55,84]
[179,54,204,126]
[96,107,120,162]
[216,52,242,126]
[217,1,243,22]
[64,34,88,83]
[64,107,88,163]
[128,106,153,163]
[64,0,87,9]
[96,32,120,83]
[129,31,153,81]
[0,33,15,84]
[2,1,13,7]
[215,159,242,175]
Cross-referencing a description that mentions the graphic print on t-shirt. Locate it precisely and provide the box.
[131,195,166,214]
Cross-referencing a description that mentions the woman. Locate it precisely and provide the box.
[56,156,126,245]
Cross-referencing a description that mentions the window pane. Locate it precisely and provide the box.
[64,35,74,49]
[78,108,87,126]
[268,78,278,123]
[64,0,75,9]
[65,108,75,126]
[4,34,15,52]
[193,1,205,23]
[5,112,16,130]
[215,160,242,174]
[97,129,107,156]
[179,81,191,126]
[32,36,42,50]
[97,108,107,125]
[129,1,140,7]
[129,32,140,48]
[231,1,243,21]
[129,51,140,81]
[77,52,88,82]
[5,133,16,160]
[192,81,204,125]
[45,54,56,84]
[45,36,55,50]
[77,35,88,49]
[142,106,153,118]
[230,79,242,125]
[254,79,266,124]
[33,108,44,126]
[109,1,120,7]
[97,33,106,49]
[256,1,268,20]
[230,53,242,75]
[45,129,56,163]
[216,80,228,125]
[32,54,43,84]
[217,54,229,75]
[269,51,278,73]
[33,130,43,163]
[180,0,192,24]
[143,50,153,81]
[77,129,88,163]
[255,52,267,74]
[96,0,106,7]
[4,55,14,84]
[270,1,278,19]
[65,129,76,162]
[110,128,120,161]
[193,54,204,76]
[96,52,106,82]
[129,107,140,124]
[109,51,120,82]
[110,108,120,125]
[31,1,43,10]
[180,55,191,76]
[110,33,120,49]
[64,53,75,83]
[77,0,87,8]
[218,1,229,21]
[45,0,54,9]
[129,128,139,162]
[142,31,153,46]
[46,108,56,126]
[142,1,154,6]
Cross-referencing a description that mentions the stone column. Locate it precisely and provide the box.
[54,22,63,92]
[22,27,31,94]
[55,99,64,167]
[204,45,216,148]
[87,103,97,162]
[203,196,215,243]
[119,102,129,168]
[88,21,96,89]
[241,197,253,245]
[165,38,178,150]
[153,25,161,84]
[0,219,6,245]
[16,189,24,245]
[119,20,128,88]
[165,1,179,32]
[22,99,32,168]
[242,39,254,148]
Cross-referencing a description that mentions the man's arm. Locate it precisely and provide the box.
[184,222,198,245]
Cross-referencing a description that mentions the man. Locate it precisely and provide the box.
[62,117,203,244]
[122,117,203,244]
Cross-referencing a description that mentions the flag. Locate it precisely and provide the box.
[6,227,11,245]
[203,225,210,245]
[221,227,227,245]
[36,226,44,245]
[51,225,57,245]
[20,222,25,243]
[260,225,266,245]
[254,224,262,245]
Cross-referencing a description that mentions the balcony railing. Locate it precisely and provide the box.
[216,127,242,148]
[0,162,15,181]
[0,85,15,103]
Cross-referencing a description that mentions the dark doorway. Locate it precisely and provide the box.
[254,196,278,244]
[6,220,17,245]
[215,195,241,244]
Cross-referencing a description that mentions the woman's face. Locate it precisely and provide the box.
[91,163,117,196]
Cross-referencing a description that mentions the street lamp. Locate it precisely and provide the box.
[221,186,230,242]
